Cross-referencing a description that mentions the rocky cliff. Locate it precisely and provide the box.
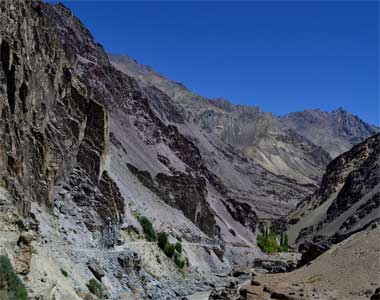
[287,133,380,246]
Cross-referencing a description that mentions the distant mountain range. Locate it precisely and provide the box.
[110,54,378,185]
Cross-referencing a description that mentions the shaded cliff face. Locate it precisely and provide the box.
[0,0,123,233]
[287,134,380,245]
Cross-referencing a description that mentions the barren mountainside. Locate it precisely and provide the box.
[110,54,378,185]
[288,133,380,245]
[0,1,378,300]
[281,108,379,158]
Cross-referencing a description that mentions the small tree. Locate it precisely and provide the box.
[174,253,185,269]
[60,268,68,277]
[264,226,268,240]
[282,233,288,251]
[164,243,175,258]
[138,216,156,241]
[87,278,103,298]
[157,232,168,250]
[175,242,182,254]
[270,225,276,239]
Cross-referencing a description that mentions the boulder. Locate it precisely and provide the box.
[371,288,380,300]
[253,259,295,273]
[298,240,330,267]
[87,259,105,281]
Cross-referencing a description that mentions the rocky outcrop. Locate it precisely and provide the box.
[297,240,330,267]
[223,198,258,233]
[288,134,380,246]
[253,259,296,274]
[14,231,35,275]
[127,163,219,238]
[0,1,119,236]
[371,288,380,300]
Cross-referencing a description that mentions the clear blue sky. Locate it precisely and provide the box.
[61,1,379,125]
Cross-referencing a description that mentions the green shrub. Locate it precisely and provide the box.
[0,255,28,300]
[138,216,156,241]
[87,278,103,298]
[174,242,182,254]
[164,243,175,258]
[174,253,185,269]
[60,268,68,277]
[185,257,190,267]
[157,232,168,250]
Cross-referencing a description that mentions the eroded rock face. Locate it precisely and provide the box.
[288,134,380,246]
[127,163,219,238]
[0,1,120,236]
[223,198,258,233]
[297,240,330,267]
[14,231,35,275]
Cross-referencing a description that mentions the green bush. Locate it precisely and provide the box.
[164,243,175,258]
[156,233,189,269]
[138,216,156,242]
[157,232,168,250]
[174,242,182,254]
[174,253,185,269]
[185,257,190,267]
[87,278,103,298]
[60,268,68,277]
[0,255,28,300]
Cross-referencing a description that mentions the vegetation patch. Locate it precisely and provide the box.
[87,278,103,298]
[157,232,168,250]
[0,255,28,300]
[257,226,288,254]
[60,268,68,277]
[164,243,176,258]
[157,232,188,269]
[175,242,182,254]
[138,216,157,241]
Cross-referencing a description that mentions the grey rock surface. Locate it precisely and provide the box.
[288,133,380,246]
